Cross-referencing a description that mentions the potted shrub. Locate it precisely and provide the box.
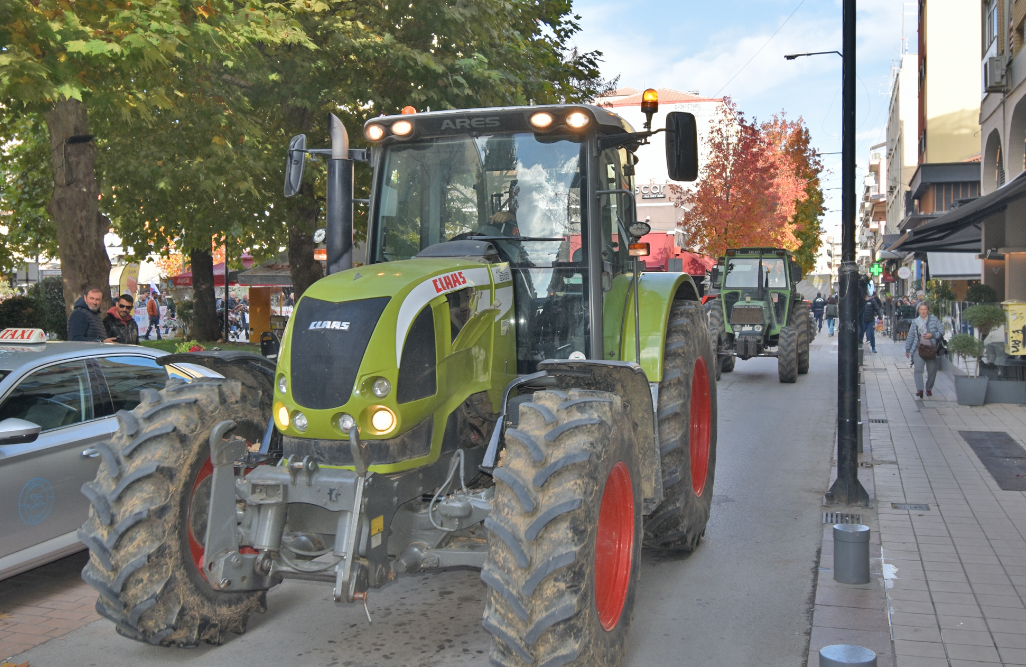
[962,303,1005,338]
[948,333,988,405]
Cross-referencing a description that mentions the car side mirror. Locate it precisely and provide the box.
[284,134,307,198]
[665,112,698,182]
[0,418,41,445]
[710,266,721,289]
[790,264,802,284]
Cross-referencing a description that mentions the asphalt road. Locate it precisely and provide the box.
[16,330,839,667]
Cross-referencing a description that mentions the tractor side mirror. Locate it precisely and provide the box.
[284,134,307,197]
[665,112,698,182]
[790,264,802,284]
[710,266,721,289]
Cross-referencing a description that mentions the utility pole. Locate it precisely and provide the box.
[828,0,869,506]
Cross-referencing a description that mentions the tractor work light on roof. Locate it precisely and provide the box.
[365,124,385,141]
[565,111,590,129]
[392,120,413,136]
[529,112,554,129]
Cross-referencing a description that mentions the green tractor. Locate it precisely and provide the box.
[79,100,718,667]
[706,247,813,383]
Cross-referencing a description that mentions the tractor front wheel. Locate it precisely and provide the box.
[706,301,731,378]
[777,326,799,383]
[79,378,269,646]
[483,389,642,667]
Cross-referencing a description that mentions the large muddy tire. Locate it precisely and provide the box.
[790,302,810,375]
[79,378,269,646]
[705,301,728,379]
[645,301,717,552]
[777,326,798,383]
[482,389,642,667]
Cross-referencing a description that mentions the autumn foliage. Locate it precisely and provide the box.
[669,99,823,269]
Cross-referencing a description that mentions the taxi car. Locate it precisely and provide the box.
[0,329,219,580]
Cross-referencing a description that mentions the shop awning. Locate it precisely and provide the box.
[889,169,1026,253]
[927,252,981,280]
[171,262,238,287]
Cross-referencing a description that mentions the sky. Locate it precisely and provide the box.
[569,0,920,238]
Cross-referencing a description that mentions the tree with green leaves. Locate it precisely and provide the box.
[0,0,307,313]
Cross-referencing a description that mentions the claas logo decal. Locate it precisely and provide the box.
[432,271,468,294]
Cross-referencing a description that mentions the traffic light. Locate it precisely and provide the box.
[870,262,882,276]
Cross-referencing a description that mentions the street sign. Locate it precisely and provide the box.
[897,266,912,280]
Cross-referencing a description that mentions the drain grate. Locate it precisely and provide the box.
[823,512,862,524]
[892,503,930,511]
[869,418,888,423]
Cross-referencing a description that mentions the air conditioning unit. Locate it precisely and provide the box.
[985,56,1007,92]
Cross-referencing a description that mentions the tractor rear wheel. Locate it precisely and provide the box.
[777,326,799,383]
[705,301,730,378]
[79,378,268,646]
[644,301,717,551]
[483,389,642,667]
[790,302,811,375]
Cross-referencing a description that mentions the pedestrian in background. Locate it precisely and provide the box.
[103,293,139,344]
[905,301,943,398]
[825,295,838,336]
[68,287,116,342]
[811,292,826,333]
[145,290,162,340]
[860,292,882,353]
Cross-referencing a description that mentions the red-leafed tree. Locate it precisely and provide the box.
[669,99,820,260]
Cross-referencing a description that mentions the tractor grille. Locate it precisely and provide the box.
[289,296,391,410]
[730,304,764,325]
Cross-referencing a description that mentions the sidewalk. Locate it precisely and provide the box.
[863,336,1026,666]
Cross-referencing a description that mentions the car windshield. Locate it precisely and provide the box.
[372,133,584,269]
[724,257,787,289]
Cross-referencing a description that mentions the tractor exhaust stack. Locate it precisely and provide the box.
[326,113,354,274]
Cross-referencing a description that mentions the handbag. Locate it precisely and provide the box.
[913,319,938,359]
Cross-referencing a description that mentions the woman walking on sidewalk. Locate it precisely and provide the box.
[905,301,944,398]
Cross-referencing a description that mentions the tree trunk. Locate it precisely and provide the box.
[44,98,112,316]
[287,179,323,300]
[190,249,219,341]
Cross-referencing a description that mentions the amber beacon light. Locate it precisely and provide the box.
[628,243,651,257]
[641,88,658,130]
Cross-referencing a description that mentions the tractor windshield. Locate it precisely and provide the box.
[724,257,787,289]
[372,133,584,268]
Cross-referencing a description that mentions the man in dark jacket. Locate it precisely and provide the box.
[811,292,826,332]
[68,287,115,342]
[103,293,139,344]
[860,292,882,353]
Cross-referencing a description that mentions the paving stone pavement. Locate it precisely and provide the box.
[0,551,99,660]
[863,336,1026,667]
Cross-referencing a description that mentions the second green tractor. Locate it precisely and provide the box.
[706,248,814,383]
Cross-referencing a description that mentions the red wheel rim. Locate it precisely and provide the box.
[594,461,634,632]
[689,357,712,497]
[187,458,213,579]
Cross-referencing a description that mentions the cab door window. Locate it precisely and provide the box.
[0,361,94,431]
[98,356,171,412]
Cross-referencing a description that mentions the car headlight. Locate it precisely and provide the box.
[370,407,396,433]
[337,413,356,431]
[372,377,391,398]
[277,375,287,394]
[293,411,307,432]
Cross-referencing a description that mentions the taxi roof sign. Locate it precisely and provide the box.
[0,328,47,344]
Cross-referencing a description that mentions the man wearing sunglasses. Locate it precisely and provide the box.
[103,293,140,345]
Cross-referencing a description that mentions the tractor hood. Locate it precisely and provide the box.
[273,256,514,462]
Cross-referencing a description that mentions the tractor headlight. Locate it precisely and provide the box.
[370,407,396,433]
[337,413,356,431]
[277,375,287,394]
[530,112,554,129]
[371,377,391,398]
[293,411,308,432]
[391,120,413,136]
[275,402,290,429]
[565,111,590,129]
[365,124,386,141]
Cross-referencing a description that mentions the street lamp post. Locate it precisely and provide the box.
[786,0,868,506]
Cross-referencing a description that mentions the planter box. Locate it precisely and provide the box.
[984,380,1026,404]
[955,376,989,406]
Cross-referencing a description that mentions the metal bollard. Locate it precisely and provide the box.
[820,644,877,667]
[833,524,870,584]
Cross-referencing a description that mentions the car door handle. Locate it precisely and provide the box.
[82,448,100,458]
